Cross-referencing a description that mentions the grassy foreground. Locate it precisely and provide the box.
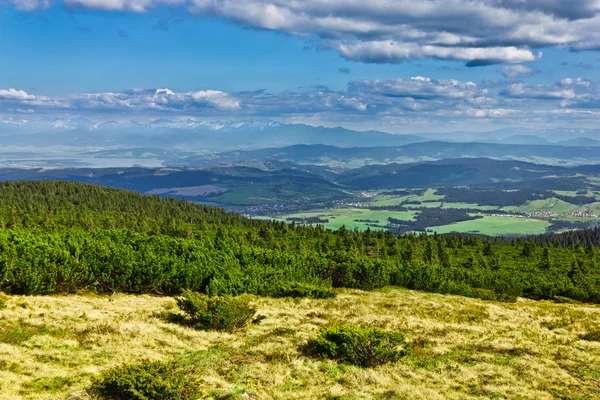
[1,288,599,399]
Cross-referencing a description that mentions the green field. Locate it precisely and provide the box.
[263,209,551,236]
[263,208,416,231]
[504,198,579,214]
[257,187,600,236]
[430,215,551,236]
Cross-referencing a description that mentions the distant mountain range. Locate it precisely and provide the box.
[0,117,426,151]
[420,127,600,144]
[167,142,600,168]
[1,118,599,155]
[0,158,598,206]
[336,158,585,190]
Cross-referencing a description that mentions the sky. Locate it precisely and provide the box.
[1,0,600,133]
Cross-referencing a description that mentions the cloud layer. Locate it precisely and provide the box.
[5,0,600,65]
[3,76,600,131]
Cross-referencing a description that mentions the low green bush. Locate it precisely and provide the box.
[271,283,336,299]
[0,292,6,310]
[581,330,600,342]
[91,360,200,400]
[307,325,409,367]
[176,290,256,331]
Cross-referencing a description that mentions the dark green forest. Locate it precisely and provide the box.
[0,180,598,303]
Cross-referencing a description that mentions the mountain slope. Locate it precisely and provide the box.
[336,158,584,189]
[169,142,600,168]
[0,180,598,305]
[556,137,600,147]
[0,162,347,205]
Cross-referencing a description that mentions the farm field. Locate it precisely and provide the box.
[430,215,551,236]
[256,185,600,236]
[503,198,580,214]
[264,208,416,231]
[1,288,599,399]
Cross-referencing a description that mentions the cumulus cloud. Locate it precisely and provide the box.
[0,88,37,101]
[64,0,185,12]
[498,65,536,78]
[3,76,600,129]
[332,41,538,65]
[6,0,600,66]
[69,88,241,111]
[4,0,50,10]
[499,78,599,106]
[348,77,487,100]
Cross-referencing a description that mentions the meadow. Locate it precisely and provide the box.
[266,209,416,231]
[1,287,600,399]
[266,187,599,236]
[430,216,551,236]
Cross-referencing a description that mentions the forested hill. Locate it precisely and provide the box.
[0,180,598,304]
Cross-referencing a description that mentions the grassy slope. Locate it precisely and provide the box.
[1,289,599,399]
[431,216,550,236]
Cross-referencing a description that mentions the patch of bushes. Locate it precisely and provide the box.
[271,283,336,299]
[581,330,600,342]
[176,290,257,332]
[91,360,200,400]
[307,325,410,367]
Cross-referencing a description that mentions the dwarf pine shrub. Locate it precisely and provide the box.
[176,290,256,331]
[308,325,410,367]
[91,360,200,400]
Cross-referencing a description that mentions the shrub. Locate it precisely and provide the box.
[271,283,336,299]
[0,292,6,310]
[307,325,409,367]
[176,290,256,331]
[581,330,600,342]
[91,360,199,400]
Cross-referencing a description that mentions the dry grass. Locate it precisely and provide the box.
[0,288,599,399]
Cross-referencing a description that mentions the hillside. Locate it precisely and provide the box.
[1,288,599,399]
[0,181,599,399]
[1,158,598,203]
[0,162,347,206]
[336,158,582,190]
[0,180,598,304]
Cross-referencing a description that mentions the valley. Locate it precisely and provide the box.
[3,155,599,237]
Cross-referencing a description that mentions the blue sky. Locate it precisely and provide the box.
[1,1,600,133]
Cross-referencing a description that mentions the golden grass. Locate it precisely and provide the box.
[0,288,599,399]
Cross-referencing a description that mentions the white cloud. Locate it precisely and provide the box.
[349,77,487,100]
[0,88,37,101]
[499,78,600,108]
[5,0,50,10]
[498,65,536,78]
[6,0,600,65]
[3,76,600,130]
[64,0,185,12]
[333,41,539,65]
